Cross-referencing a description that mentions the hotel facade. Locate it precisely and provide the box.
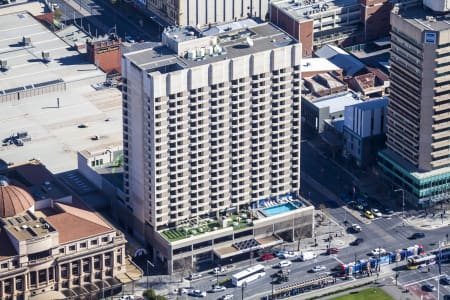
[121,21,314,273]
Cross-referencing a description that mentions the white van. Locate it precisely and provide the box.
[299,251,317,261]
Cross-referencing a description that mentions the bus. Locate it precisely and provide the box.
[231,264,265,287]
[407,253,436,270]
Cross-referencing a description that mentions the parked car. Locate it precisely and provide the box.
[364,210,375,219]
[422,283,436,292]
[327,247,340,255]
[370,208,382,217]
[411,232,425,239]
[351,223,362,232]
[222,294,234,300]
[351,238,364,246]
[260,253,276,261]
[279,251,298,259]
[213,267,227,274]
[119,296,135,300]
[274,250,286,257]
[311,265,327,273]
[179,288,194,295]
[278,260,292,268]
[210,285,226,293]
[188,290,206,297]
[348,201,364,211]
[189,273,202,280]
[371,248,387,256]
[383,207,394,215]
[441,275,450,285]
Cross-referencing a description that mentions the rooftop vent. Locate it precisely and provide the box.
[23,36,31,46]
[41,51,50,63]
[0,59,8,71]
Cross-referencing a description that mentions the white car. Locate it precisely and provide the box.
[179,288,194,295]
[210,285,227,293]
[274,250,287,257]
[280,251,298,259]
[189,273,202,280]
[188,290,206,297]
[370,208,382,217]
[213,267,227,274]
[311,265,327,273]
[119,296,134,300]
[222,295,234,300]
[351,223,361,232]
[371,248,386,256]
[278,260,292,268]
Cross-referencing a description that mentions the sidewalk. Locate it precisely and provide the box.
[248,267,396,300]
[280,209,354,255]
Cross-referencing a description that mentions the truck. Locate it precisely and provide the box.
[299,251,317,261]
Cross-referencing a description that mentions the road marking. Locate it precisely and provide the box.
[403,274,441,287]
[334,257,344,264]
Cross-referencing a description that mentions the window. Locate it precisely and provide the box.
[69,245,76,251]
[0,263,7,269]
[80,242,87,248]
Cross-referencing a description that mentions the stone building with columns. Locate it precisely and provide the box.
[0,160,132,300]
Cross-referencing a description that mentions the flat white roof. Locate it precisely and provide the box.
[301,58,341,74]
[0,13,103,92]
[314,91,362,113]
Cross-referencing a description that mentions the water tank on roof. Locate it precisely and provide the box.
[199,47,206,57]
[187,49,196,60]
[213,45,222,54]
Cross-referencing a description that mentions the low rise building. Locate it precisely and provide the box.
[270,0,421,57]
[0,160,139,300]
[302,90,362,133]
[348,68,390,99]
[343,98,388,167]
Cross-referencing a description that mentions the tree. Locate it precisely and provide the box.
[143,288,168,300]
[53,8,62,22]
[143,288,156,300]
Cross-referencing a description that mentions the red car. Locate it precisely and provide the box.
[259,254,275,261]
[327,248,340,255]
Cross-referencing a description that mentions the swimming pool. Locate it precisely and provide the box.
[263,202,299,216]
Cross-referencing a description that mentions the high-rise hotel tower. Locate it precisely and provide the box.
[121,21,313,273]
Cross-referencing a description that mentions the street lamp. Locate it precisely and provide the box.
[241,282,247,300]
[394,189,405,221]
[271,277,275,300]
[146,260,155,289]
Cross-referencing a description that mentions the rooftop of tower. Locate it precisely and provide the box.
[394,5,450,32]
[123,20,298,74]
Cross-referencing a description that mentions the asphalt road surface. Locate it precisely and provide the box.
[52,0,160,41]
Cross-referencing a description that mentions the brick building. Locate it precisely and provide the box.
[87,36,122,74]
[270,0,420,57]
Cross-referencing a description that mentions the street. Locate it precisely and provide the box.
[53,0,160,41]
[145,138,450,299]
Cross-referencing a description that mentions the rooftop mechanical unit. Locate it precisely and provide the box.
[0,59,8,71]
[23,36,31,46]
[41,51,50,62]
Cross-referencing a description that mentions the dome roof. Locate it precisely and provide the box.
[0,177,35,218]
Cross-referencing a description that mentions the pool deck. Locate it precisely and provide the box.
[259,200,303,218]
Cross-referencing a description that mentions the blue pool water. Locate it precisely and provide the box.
[263,202,299,216]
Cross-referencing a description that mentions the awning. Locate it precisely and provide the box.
[213,235,283,259]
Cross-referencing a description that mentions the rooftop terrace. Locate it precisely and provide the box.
[160,194,303,242]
